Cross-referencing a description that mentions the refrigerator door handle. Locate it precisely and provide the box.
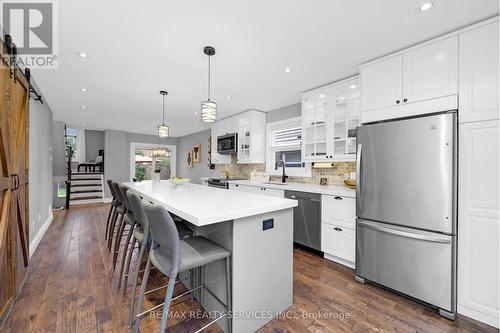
[356,143,362,212]
[358,220,451,244]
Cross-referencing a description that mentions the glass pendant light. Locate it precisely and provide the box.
[158,90,169,137]
[201,46,217,123]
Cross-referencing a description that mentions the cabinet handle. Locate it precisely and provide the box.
[403,98,408,102]
[334,196,343,200]
[334,227,343,232]
[396,100,401,104]
[235,184,239,187]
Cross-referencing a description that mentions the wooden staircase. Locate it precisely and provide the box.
[69,172,104,205]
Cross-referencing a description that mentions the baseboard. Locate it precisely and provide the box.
[458,304,499,329]
[324,253,355,269]
[103,197,112,203]
[29,213,53,258]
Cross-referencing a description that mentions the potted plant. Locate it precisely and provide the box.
[153,167,161,182]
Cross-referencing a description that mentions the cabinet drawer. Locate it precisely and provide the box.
[322,195,355,226]
[321,223,355,263]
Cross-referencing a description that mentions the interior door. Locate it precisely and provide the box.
[357,112,456,233]
[9,70,29,290]
[0,46,14,322]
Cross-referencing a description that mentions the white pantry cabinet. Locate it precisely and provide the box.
[458,120,500,328]
[228,183,284,197]
[360,36,458,123]
[321,194,356,268]
[302,76,360,162]
[459,20,499,123]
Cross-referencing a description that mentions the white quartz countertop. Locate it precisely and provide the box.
[227,180,356,197]
[123,181,297,226]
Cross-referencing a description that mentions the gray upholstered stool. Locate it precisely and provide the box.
[108,182,126,252]
[116,184,138,288]
[135,202,232,333]
[112,184,136,271]
[125,191,194,326]
[105,179,117,240]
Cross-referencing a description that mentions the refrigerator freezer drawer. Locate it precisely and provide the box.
[356,219,454,311]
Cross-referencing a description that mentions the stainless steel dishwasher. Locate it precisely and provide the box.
[285,190,321,251]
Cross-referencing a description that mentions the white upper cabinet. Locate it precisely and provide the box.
[459,21,499,123]
[302,76,359,162]
[360,56,402,112]
[237,110,266,163]
[360,36,458,123]
[211,110,266,164]
[402,36,458,103]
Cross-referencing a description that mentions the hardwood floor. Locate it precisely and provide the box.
[1,203,497,333]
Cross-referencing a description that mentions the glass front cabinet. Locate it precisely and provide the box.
[301,76,360,162]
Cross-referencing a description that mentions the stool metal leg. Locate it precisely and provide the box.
[112,217,127,269]
[104,204,114,240]
[129,242,148,327]
[122,237,137,295]
[159,272,178,333]
[135,256,152,333]
[107,210,120,251]
[118,229,134,290]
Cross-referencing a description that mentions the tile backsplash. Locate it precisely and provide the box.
[219,156,355,186]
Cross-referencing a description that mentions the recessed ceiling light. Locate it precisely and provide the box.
[285,67,292,73]
[194,111,198,115]
[320,94,325,98]
[418,2,434,12]
[77,51,89,58]
[81,122,86,126]
[225,95,231,100]
[81,88,87,92]
[80,106,86,110]
[350,84,356,89]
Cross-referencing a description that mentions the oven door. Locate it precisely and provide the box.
[217,133,237,154]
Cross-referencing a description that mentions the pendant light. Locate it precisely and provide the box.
[158,90,169,137]
[201,46,217,123]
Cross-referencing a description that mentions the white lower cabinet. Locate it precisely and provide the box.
[458,120,500,328]
[228,184,284,198]
[321,194,356,268]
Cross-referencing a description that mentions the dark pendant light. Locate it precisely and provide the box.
[201,46,217,123]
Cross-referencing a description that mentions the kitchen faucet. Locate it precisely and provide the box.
[275,160,288,183]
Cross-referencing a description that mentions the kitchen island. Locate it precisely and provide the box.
[124,180,297,333]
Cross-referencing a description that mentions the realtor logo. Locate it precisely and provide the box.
[0,0,58,68]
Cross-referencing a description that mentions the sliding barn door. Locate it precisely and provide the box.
[0,48,14,322]
[0,44,30,324]
[10,69,30,289]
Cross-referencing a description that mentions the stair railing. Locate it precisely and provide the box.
[65,146,73,209]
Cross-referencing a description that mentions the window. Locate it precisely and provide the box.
[266,117,311,177]
[65,127,78,161]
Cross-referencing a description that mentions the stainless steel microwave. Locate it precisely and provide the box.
[217,133,238,154]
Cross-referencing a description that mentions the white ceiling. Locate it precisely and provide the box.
[32,0,498,137]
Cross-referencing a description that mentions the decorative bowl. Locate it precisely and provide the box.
[344,179,356,189]
[170,177,191,186]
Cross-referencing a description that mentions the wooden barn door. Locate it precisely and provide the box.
[10,69,30,290]
[0,43,30,324]
[0,43,14,323]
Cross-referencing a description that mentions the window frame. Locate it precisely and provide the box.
[266,117,311,177]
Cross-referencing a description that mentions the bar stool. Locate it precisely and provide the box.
[125,192,194,326]
[136,202,232,333]
[116,184,137,289]
[107,181,125,252]
[105,179,117,240]
[112,183,135,270]
[109,182,126,256]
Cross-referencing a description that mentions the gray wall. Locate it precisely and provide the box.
[29,89,54,248]
[51,121,66,208]
[103,130,177,197]
[85,129,104,161]
[175,103,301,182]
[265,103,301,123]
[177,129,218,184]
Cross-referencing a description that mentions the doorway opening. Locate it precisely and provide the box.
[129,143,176,181]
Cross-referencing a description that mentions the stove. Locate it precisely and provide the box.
[207,178,246,189]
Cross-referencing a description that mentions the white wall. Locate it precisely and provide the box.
[29,85,54,256]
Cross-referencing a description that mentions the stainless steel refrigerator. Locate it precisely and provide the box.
[355,111,457,320]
